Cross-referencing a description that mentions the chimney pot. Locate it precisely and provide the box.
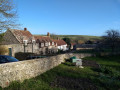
[57,37,59,40]
[24,28,27,31]
[47,32,50,37]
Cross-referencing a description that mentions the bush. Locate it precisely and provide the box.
[15,52,34,61]
[0,45,8,55]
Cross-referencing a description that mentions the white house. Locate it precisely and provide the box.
[54,39,67,51]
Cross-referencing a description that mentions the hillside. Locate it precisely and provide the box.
[58,35,100,40]
[34,34,101,43]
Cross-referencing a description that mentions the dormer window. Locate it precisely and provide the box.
[49,42,50,46]
[52,42,54,45]
[23,40,28,46]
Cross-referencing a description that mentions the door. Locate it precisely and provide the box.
[9,48,12,56]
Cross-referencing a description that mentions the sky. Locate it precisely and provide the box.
[15,0,120,36]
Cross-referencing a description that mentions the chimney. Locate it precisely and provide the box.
[47,32,50,37]
[24,28,27,31]
[57,37,59,40]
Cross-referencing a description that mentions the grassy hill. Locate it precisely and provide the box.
[58,35,101,40]
[34,34,101,43]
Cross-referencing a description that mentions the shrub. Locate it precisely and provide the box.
[0,45,8,55]
[15,52,34,60]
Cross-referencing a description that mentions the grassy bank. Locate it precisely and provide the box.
[1,55,120,90]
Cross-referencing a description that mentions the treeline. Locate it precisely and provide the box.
[59,35,100,44]
[97,29,120,53]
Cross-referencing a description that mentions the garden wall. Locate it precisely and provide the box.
[0,53,92,88]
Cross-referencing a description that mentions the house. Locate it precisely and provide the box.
[1,28,39,56]
[34,35,58,55]
[1,28,67,56]
[74,44,97,50]
[53,39,68,51]
[70,43,76,50]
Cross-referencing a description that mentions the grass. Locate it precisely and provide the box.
[34,34,101,43]
[58,35,100,40]
[1,55,120,90]
[83,55,120,89]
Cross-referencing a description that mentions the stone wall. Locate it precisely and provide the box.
[0,53,92,88]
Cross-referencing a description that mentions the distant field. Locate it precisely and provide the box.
[58,35,101,41]
[34,34,101,42]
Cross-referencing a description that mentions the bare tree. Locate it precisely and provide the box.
[102,29,120,52]
[50,33,58,39]
[0,0,17,33]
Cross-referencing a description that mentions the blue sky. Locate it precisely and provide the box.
[15,0,120,36]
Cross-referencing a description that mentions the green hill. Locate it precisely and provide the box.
[58,35,100,40]
[34,34,101,43]
[58,35,101,43]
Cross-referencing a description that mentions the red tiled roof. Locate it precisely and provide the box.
[34,36,53,43]
[53,39,67,46]
[34,36,45,43]
[34,36,67,46]
[71,43,76,45]
[10,29,34,43]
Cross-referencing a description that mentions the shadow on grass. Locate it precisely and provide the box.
[62,62,75,66]
[50,76,97,90]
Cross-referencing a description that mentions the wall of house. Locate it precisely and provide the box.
[39,46,58,55]
[0,53,93,88]
[57,46,61,50]
[2,44,58,56]
[76,48,94,50]
[62,44,67,51]
[39,47,47,55]
[48,46,58,54]
[1,44,39,56]
[57,44,67,51]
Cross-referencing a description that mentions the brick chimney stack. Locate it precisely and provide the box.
[57,37,60,40]
[24,28,27,31]
[47,32,50,37]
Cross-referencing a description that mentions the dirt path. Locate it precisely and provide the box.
[82,60,100,68]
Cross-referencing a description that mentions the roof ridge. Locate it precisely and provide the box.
[9,29,33,43]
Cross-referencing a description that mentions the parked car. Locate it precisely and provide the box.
[0,55,19,64]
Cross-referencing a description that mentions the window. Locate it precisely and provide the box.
[41,43,44,47]
[49,42,50,46]
[45,42,48,46]
[32,40,36,44]
[23,40,28,46]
